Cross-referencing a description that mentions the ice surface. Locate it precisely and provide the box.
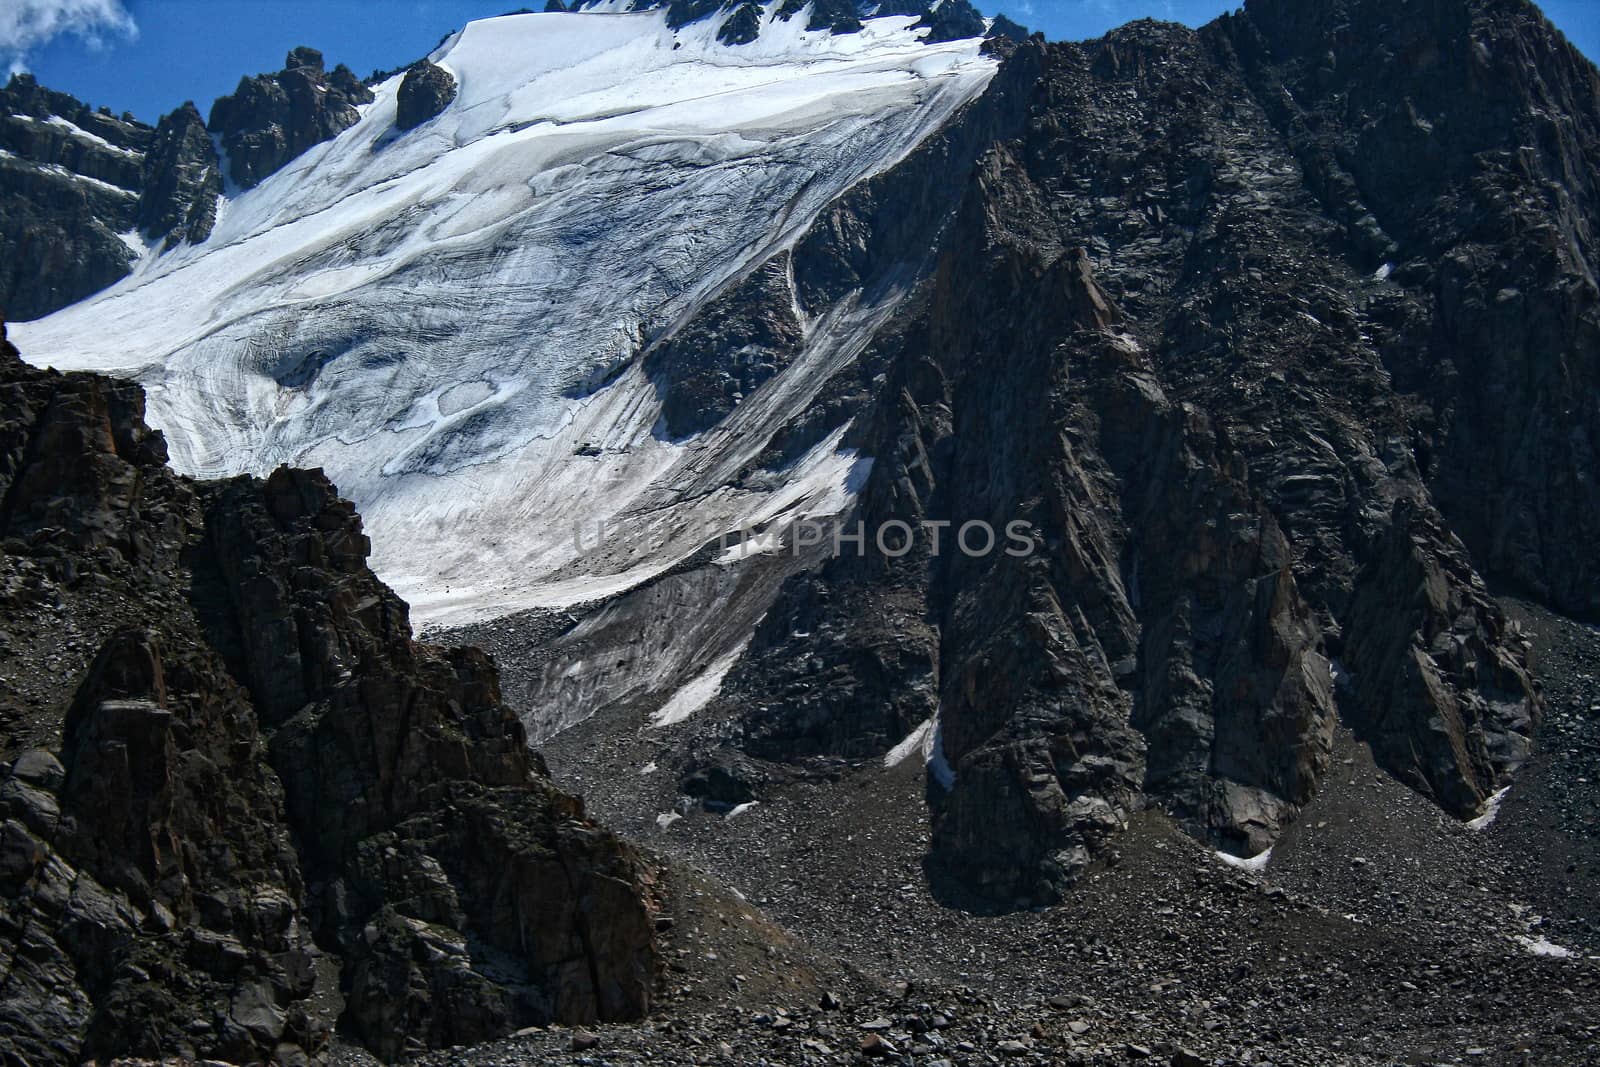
[15,4,995,626]
[651,636,752,726]
[1215,848,1272,872]
[1466,785,1510,831]
[884,717,935,768]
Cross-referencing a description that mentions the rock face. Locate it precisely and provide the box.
[0,318,658,1063]
[1,76,157,319]
[644,253,805,437]
[136,102,223,247]
[1225,0,1600,621]
[208,48,375,190]
[707,0,1590,908]
[395,61,458,131]
[716,2,763,46]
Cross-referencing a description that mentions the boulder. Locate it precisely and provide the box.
[396,61,458,131]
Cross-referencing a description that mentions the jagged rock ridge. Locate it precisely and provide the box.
[0,319,658,1063]
[2,46,380,320]
[0,75,211,320]
[208,47,375,189]
[705,0,1591,907]
[572,0,1029,42]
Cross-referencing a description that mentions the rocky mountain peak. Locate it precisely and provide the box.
[207,48,374,189]
[396,59,458,130]
[285,44,326,72]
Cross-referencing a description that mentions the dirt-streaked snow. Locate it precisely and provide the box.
[1216,847,1273,873]
[1466,785,1511,831]
[652,636,753,727]
[16,5,994,626]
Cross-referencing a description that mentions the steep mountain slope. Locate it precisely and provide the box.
[15,7,1001,631]
[704,0,1596,903]
[4,0,1600,1062]
[1,50,383,322]
[11,0,1599,933]
[431,0,1593,913]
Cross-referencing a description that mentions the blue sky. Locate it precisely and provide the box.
[5,0,1597,124]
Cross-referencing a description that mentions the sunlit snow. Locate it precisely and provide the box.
[651,636,752,726]
[884,716,935,768]
[1514,935,1575,959]
[16,5,995,625]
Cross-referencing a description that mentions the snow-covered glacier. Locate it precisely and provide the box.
[16,5,995,625]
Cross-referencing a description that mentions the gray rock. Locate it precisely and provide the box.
[396,61,458,131]
[207,48,375,189]
[9,749,64,789]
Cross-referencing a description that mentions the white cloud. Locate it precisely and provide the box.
[1,0,138,76]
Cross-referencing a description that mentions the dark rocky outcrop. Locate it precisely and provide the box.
[875,0,983,44]
[702,0,1586,908]
[1220,0,1600,621]
[794,0,862,35]
[986,14,1031,42]
[0,318,658,1063]
[0,75,151,320]
[0,75,222,319]
[396,61,458,131]
[136,102,223,247]
[717,2,763,46]
[208,48,375,190]
[644,252,804,437]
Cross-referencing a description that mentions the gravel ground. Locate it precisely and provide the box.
[401,599,1600,1066]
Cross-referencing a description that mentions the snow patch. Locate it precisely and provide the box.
[1215,847,1272,873]
[116,229,154,261]
[884,717,935,769]
[1466,785,1510,831]
[715,522,788,564]
[1514,935,1574,959]
[40,115,142,158]
[651,637,752,727]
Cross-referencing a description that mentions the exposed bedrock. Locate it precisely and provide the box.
[208,47,375,190]
[0,319,658,1063]
[714,1,1583,907]
[396,60,457,131]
